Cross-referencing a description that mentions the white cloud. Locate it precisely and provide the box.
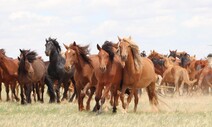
[182,16,212,28]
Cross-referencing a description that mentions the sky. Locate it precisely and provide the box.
[0,0,212,61]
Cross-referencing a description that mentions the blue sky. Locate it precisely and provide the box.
[0,0,212,60]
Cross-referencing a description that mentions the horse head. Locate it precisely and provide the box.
[63,42,77,71]
[117,36,131,61]
[45,37,61,56]
[168,50,177,58]
[97,41,115,72]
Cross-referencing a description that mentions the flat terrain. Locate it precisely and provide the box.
[0,87,212,127]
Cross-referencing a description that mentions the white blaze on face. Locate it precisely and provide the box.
[60,51,65,58]
[208,57,212,68]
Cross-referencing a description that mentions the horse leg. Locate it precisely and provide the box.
[179,81,185,96]
[124,88,134,112]
[62,81,70,101]
[112,88,119,113]
[86,87,95,111]
[26,84,32,103]
[146,82,159,112]
[174,76,180,96]
[40,82,44,103]
[36,83,41,102]
[11,82,20,102]
[5,82,10,101]
[33,83,37,102]
[69,78,77,102]
[120,85,127,110]
[44,76,55,103]
[134,90,139,112]
[95,83,103,114]
[100,84,112,113]
[0,82,2,101]
[20,84,25,104]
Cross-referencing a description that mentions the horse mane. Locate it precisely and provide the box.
[102,41,115,62]
[48,37,61,53]
[25,51,37,63]
[18,50,37,75]
[70,42,93,68]
[122,37,142,70]
[0,49,6,55]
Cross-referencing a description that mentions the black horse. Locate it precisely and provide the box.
[45,37,76,103]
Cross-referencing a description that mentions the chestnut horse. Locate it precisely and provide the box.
[148,50,166,76]
[94,41,123,113]
[64,42,97,111]
[18,50,46,104]
[0,49,19,101]
[118,36,158,112]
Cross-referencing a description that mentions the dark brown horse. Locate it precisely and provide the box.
[148,50,166,76]
[94,41,123,113]
[118,36,159,112]
[64,42,97,111]
[0,49,19,102]
[18,50,46,104]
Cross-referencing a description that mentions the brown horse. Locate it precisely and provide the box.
[64,42,97,111]
[118,36,158,112]
[161,65,197,96]
[94,41,123,113]
[18,50,46,104]
[0,49,19,101]
[148,50,166,76]
[197,54,212,94]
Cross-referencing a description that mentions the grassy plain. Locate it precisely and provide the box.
[0,87,212,127]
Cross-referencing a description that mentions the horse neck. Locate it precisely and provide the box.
[49,50,60,62]
[74,55,88,72]
[124,49,137,74]
[0,57,17,76]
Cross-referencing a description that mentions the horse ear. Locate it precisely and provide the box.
[46,39,48,43]
[18,57,20,61]
[129,36,131,40]
[19,49,23,53]
[118,36,121,42]
[73,41,76,46]
[97,44,101,51]
[63,43,69,50]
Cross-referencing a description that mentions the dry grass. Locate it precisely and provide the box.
[0,87,212,127]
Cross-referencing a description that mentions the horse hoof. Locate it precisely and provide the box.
[112,108,117,113]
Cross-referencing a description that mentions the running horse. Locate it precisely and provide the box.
[117,36,159,112]
[94,41,123,113]
[64,42,97,111]
[18,50,46,104]
[148,50,166,76]
[0,49,19,101]
[45,37,75,103]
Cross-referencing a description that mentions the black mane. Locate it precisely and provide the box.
[102,41,115,62]
[47,37,61,53]
[18,50,37,75]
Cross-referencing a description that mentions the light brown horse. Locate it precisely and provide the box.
[64,42,98,111]
[94,41,123,113]
[161,65,197,96]
[118,36,158,112]
[18,50,46,104]
[0,49,19,101]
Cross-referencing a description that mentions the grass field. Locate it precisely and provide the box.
[0,87,212,127]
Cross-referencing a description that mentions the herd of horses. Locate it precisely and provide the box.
[0,36,211,113]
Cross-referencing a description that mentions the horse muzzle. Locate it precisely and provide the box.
[45,51,50,56]
[121,55,127,61]
[100,66,106,73]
